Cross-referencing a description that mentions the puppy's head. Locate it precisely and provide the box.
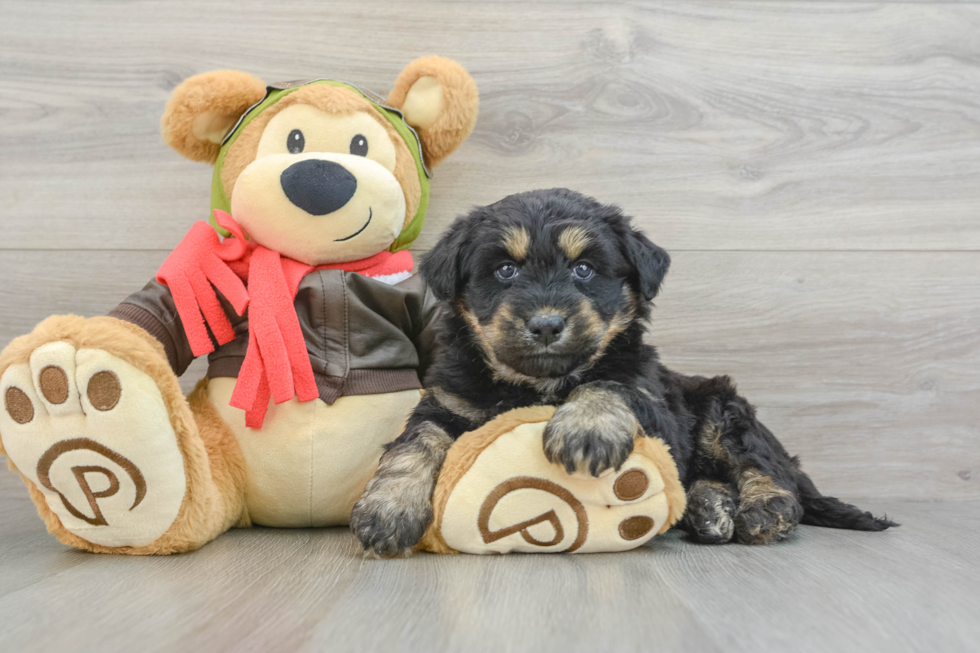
[421,189,669,383]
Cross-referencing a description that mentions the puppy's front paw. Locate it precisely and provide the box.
[543,386,639,477]
[350,477,433,558]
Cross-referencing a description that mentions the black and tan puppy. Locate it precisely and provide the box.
[351,188,894,557]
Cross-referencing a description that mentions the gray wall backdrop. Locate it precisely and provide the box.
[1,0,978,502]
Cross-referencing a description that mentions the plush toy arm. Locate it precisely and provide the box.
[108,275,250,378]
[108,281,202,377]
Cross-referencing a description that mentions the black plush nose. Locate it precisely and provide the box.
[280,159,357,215]
[527,314,566,347]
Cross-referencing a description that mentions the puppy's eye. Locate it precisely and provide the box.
[572,262,595,281]
[495,263,519,281]
[287,129,305,154]
[350,134,368,156]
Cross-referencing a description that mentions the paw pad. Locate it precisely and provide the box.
[87,371,121,411]
[613,468,649,501]
[4,369,123,422]
[39,366,69,404]
[618,515,655,541]
[5,386,34,424]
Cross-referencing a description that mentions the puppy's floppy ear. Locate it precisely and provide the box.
[161,70,267,163]
[420,216,472,302]
[387,56,479,168]
[623,227,671,301]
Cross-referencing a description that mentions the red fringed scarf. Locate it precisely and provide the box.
[156,210,414,428]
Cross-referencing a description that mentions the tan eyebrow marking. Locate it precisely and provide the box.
[558,226,591,260]
[503,226,531,261]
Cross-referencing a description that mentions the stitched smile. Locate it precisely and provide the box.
[334,207,372,242]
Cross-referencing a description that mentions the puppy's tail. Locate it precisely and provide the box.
[794,468,898,531]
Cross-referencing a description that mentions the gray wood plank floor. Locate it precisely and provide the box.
[0,474,977,653]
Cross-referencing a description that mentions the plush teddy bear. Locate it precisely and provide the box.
[0,57,478,554]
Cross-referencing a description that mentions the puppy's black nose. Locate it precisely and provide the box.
[280,159,357,215]
[527,314,566,347]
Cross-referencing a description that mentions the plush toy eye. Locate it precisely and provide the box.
[572,262,595,281]
[495,263,518,281]
[350,134,368,156]
[287,129,305,154]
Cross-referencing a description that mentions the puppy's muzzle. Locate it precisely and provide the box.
[280,159,357,215]
[526,313,566,347]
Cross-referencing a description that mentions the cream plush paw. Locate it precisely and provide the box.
[0,342,187,548]
[419,406,687,555]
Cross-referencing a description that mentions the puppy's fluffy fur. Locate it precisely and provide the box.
[351,189,895,557]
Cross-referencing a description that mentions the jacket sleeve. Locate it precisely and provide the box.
[399,275,447,383]
[416,283,447,382]
[109,280,194,376]
[107,279,208,376]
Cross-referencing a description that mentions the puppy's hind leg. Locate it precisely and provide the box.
[732,467,803,545]
[684,375,804,545]
[681,479,738,544]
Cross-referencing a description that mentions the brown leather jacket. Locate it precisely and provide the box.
[109,271,443,404]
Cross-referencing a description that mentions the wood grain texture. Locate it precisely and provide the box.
[0,1,979,251]
[2,249,976,500]
[0,467,977,653]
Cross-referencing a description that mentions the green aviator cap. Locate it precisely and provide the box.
[208,79,431,253]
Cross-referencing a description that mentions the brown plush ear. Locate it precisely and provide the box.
[161,70,267,163]
[387,56,479,168]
